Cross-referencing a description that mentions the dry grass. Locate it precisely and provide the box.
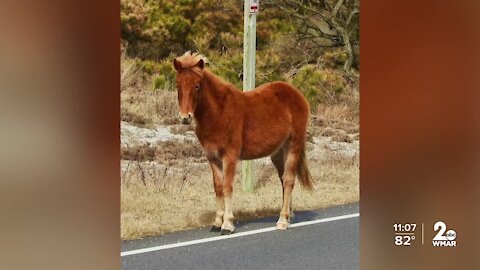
[306,84,359,142]
[121,50,179,126]
[308,89,359,142]
[121,142,157,162]
[121,88,178,126]
[121,48,138,93]
[331,130,353,143]
[121,149,359,240]
[170,124,195,135]
[121,140,206,165]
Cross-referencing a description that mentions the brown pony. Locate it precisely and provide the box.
[173,51,313,234]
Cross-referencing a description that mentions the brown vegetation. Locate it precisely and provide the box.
[121,150,359,239]
[121,140,206,165]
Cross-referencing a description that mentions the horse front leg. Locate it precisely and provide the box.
[208,157,224,231]
[220,156,237,235]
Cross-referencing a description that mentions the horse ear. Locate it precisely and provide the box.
[196,59,205,70]
[173,58,182,71]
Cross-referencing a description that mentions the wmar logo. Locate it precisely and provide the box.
[432,221,457,247]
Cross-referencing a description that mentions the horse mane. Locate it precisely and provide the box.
[176,51,237,91]
[176,51,209,70]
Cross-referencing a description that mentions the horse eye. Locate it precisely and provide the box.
[195,85,200,90]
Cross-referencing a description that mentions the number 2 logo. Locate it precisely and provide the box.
[433,221,447,240]
[433,221,456,241]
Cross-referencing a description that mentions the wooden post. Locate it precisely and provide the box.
[241,0,258,192]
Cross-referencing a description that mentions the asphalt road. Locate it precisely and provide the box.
[122,203,359,270]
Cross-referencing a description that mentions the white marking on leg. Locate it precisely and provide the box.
[221,195,235,232]
[214,196,224,227]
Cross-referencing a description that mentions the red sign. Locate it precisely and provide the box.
[249,0,259,14]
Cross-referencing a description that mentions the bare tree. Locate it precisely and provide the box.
[272,0,359,71]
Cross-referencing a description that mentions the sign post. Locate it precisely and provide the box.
[241,0,258,192]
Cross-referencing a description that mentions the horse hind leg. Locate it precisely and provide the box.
[270,148,284,183]
[276,144,301,230]
[271,147,294,223]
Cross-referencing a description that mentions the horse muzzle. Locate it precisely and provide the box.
[179,112,193,125]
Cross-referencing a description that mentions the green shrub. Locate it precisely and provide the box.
[322,50,349,68]
[209,52,243,89]
[208,48,285,90]
[256,49,283,85]
[137,59,176,91]
[155,60,176,91]
[292,65,347,109]
[137,60,153,75]
[153,75,168,90]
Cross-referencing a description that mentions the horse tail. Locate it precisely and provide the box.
[297,146,315,191]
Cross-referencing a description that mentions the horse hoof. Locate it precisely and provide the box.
[276,222,289,230]
[210,226,221,232]
[221,229,234,235]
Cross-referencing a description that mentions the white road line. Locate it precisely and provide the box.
[121,212,359,257]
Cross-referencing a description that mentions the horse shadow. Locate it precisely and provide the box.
[199,208,320,231]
